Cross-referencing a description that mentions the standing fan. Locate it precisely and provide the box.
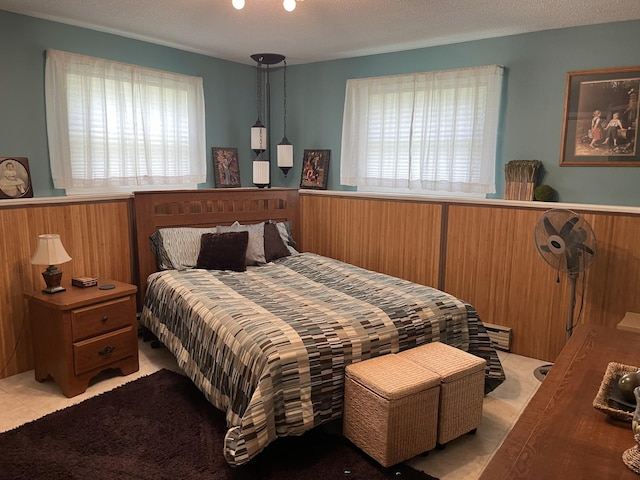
[532,209,597,380]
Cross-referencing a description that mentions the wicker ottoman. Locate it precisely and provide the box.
[399,342,486,445]
[343,354,441,467]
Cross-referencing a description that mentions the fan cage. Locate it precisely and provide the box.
[533,209,597,275]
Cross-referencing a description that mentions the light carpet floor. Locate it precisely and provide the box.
[0,340,547,480]
[408,351,548,479]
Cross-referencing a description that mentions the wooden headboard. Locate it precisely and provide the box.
[133,188,300,308]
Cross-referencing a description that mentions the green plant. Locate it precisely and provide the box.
[534,184,555,201]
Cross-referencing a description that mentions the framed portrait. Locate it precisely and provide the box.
[300,150,330,190]
[0,157,33,199]
[560,66,640,166]
[212,147,241,188]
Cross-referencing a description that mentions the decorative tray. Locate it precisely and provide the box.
[593,361,638,422]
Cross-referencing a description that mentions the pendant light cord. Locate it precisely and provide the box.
[283,60,288,138]
[256,61,264,149]
[256,62,262,122]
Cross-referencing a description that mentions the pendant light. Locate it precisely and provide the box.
[277,59,293,176]
[250,53,286,188]
[252,60,268,187]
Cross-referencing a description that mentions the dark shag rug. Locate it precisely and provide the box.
[0,369,438,480]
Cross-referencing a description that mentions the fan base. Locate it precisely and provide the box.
[534,364,553,382]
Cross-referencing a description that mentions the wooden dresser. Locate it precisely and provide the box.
[480,324,640,480]
[27,280,139,397]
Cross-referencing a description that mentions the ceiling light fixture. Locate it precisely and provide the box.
[250,53,286,188]
[232,0,302,12]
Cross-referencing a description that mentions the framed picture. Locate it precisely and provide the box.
[560,66,640,166]
[212,147,241,188]
[0,157,33,199]
[300,150,330,190]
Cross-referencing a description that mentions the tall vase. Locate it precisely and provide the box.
[623,386,640,473]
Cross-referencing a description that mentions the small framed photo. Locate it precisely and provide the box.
[300,149,330,190]
[560,66,640,166]
[212,147,241,188]
[0,157,33,199]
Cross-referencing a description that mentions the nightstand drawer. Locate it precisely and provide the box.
[71,296,134,341]
[73,326,137,375]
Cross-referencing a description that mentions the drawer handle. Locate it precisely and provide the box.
[98,346,116,357]
[102,316,108,323]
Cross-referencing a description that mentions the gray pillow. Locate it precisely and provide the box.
[217,221,266,265]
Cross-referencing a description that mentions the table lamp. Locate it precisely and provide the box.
[30,234,72,294]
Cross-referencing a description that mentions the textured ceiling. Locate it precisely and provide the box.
[1,0,640,65]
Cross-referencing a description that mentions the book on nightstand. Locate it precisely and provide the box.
[72,276,98,288]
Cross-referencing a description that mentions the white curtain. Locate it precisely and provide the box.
[45,49,206,191]
[340,65,503,194]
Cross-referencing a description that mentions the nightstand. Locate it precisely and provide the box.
[27,280,139,397]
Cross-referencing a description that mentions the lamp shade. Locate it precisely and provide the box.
[253,158,270,187]
[30,234,72,266]
[251,122,267,152]
[277,140,293,168]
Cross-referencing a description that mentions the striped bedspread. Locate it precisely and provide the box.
[140,253,505,466]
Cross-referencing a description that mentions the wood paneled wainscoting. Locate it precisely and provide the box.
[0,196,134,379]
[300,191,640,362]
[4,190,640,377]
[299,194,443,288]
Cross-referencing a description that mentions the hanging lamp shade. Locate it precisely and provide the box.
[277,138,293,175]
[251,120,267,153]
[253,152,270,188]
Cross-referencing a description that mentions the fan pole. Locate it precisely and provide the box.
[566,272,578,340]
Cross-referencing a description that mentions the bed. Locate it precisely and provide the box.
[133,188,505,466]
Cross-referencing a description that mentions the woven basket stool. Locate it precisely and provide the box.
[398,342,486,445]
[343,354,441,467]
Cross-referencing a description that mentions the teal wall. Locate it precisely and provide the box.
[2,10,640,206]
[285,20,640,206]
[0,10,255,195]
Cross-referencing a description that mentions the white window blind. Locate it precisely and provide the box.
[340,65,503,195]
[45,49,206,193]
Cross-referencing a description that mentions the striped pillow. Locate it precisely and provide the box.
[150,227,218,271]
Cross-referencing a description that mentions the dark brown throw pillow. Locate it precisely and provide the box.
[264,222,291,262]
[196,231,248,272]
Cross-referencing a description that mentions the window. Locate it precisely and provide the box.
[340,65,503,196]
[45,49,206,194]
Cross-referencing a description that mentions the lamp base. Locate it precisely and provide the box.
[41,265,65,294]
[42,285,66,294]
